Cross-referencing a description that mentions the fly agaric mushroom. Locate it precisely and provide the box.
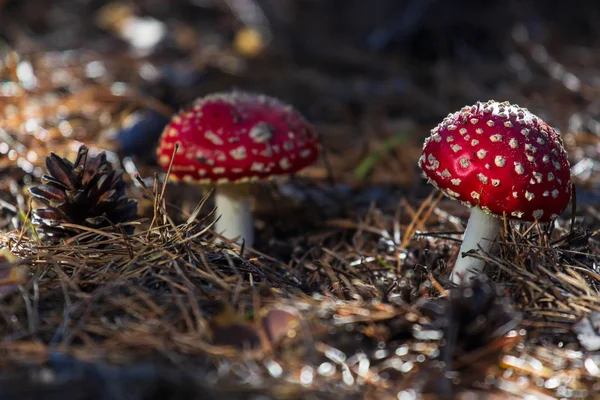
[156,91,319,247]
[419,100,572,284]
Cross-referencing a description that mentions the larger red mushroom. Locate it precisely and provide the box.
[156,91,319,247]
[419,100,572,284]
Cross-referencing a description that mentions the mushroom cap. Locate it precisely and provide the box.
[418,100,572,222]
[156,91,319,184]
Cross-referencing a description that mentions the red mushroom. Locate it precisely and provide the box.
[419,100,572,284]
[156,91,319,247]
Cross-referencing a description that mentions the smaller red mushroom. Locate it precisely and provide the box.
[419,100,572,284]
[156,91,319,247]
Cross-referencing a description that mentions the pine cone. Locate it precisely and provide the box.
[29,145,137,240]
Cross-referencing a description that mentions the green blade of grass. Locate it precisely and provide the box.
[354,132,408,181]
[18,209,39,241]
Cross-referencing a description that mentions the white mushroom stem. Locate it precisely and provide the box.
[450,206,502,284]
[214,183,254,247]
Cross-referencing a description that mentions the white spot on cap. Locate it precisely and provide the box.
[525,191,534,201]
[511,211,524,218]
[229,146,248,160]
[512,192,518,198]
[491,179,500,186]
[441,169,452,178]
[471,139,479,146]
[447,189,460,198]
[213,167,225,174]
[477,149,487,159]
[509,138,518,148]
[279,157,291,170]
[543,191,549,197]
[542,155,550,163]
[432,133,442,142]
[159,155,170,165]
[521,128,530,136]
[471,191,480,199]
[486,120,495,127]
[470,118,478,125]
[249,122,274,143]
[475,128,483,134]
[533,172,542,183]
[428,154,440,170]
[495,156,506,167]
[451,178,461,185]
[459,128,467,135]
[168,128,178,137]
[446,136,454,142]
[477,173,488,184]
[205,131,223,145]
[551,189,559,198]
[426,163,439,171]
[504,121,513,128]
[260,147,273,157]
[514,162,524,175]
[536,137,545,145]
[490,134,502,142]
[448,124,457,130]
[183,175,194,182]
[250,162,265,172]
[532,209,544,219]
[451,144,462,153]
[459,157,470,168]
[553,160,561,170]
[300,149,312,158]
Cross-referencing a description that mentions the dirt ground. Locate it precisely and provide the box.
[1,0,600,399]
